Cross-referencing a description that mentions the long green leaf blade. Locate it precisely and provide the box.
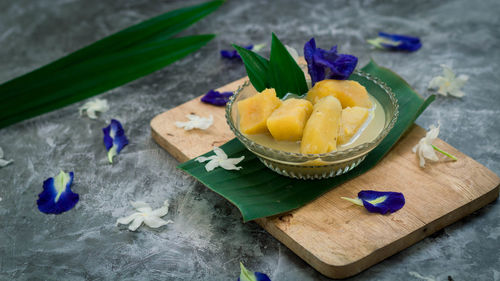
[179,60,434,222]
[233,45,271,92]
[0,35,215,128]
[1,34,214,113]
[0,0,224,100]
[268,33,308,98]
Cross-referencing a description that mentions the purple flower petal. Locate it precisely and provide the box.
[304,38,358,85]
[304,38,325,85]
[103,119,129,163]
[220,50,239,59]
[237,272,271,281]
[37,171,79,214]
[254,272,272,281]
[377,32,422,52]
[358,190,405,214]
[201,89,234,106]
[327,54,358,80]
[221,45,254,60]
[102,126,113,151]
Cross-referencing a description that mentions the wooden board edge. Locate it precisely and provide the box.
[257,184,499,279]
[151,115,189,163]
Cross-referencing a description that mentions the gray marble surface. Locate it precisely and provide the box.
[0,0,499,280]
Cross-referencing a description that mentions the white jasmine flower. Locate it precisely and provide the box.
[175,114,213,130]
[79,98,109,119]
[116,200,173,231]
[413,125,440,167]
[428,65,468,97]
[0,147,13,168]
[196,146,245,172]
[285,45,300,63]
[412,125,457,168]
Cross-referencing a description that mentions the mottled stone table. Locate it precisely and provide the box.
[0,0,499,280]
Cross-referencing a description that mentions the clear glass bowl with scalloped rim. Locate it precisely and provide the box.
[225,70,398,180]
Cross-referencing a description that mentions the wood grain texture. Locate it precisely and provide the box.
[151,78,499,279]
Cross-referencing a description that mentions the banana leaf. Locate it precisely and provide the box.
[0,0,224,129]
[178,60,435,222]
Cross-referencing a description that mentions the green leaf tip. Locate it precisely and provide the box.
[269,33,308,98]
[236,33,307,98]
[233,44,271,92]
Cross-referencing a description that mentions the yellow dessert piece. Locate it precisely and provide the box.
[238,88,282,134]
[306,79,372,108]
[266,98,313,141]
[339,106,370,144]
[300,96,342,154]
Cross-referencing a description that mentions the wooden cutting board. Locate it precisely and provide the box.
[150,77,499,279]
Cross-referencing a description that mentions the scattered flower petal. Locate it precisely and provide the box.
[428,65,468,97]
[285,45,300,63]
[221,45,254,60]
[196,147,244,172]
[0,146,13,168]
[342,190,405,214]
[116,200,173,231]
[201,89,234,106]
[103,119,129,163]
[367,32,422,52]
[238,262,272,281]
[37,170,79,214]
[304,38,358,85]
[79,98,109,119]
[412,124,457,167]
[175,114,214,130]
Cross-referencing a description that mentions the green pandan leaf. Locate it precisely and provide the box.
[268,33,309,98]
[0,0,224,128]
[0,0,223,99]
[234,33,308,97]
[179,60,435,222]
[233,45,271,92]
[0,35,214,128]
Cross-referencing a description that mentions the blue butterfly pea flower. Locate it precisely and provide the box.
[342,190,405,214]
[304,38,358,86]
[221,45,254,60]
[367,32,422,52]
[37,171,79,214]
[237,262,271,281]
[201,89,234,106]
[103,119,129,163]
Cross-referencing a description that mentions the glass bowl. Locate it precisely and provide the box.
[225,70,399,179]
